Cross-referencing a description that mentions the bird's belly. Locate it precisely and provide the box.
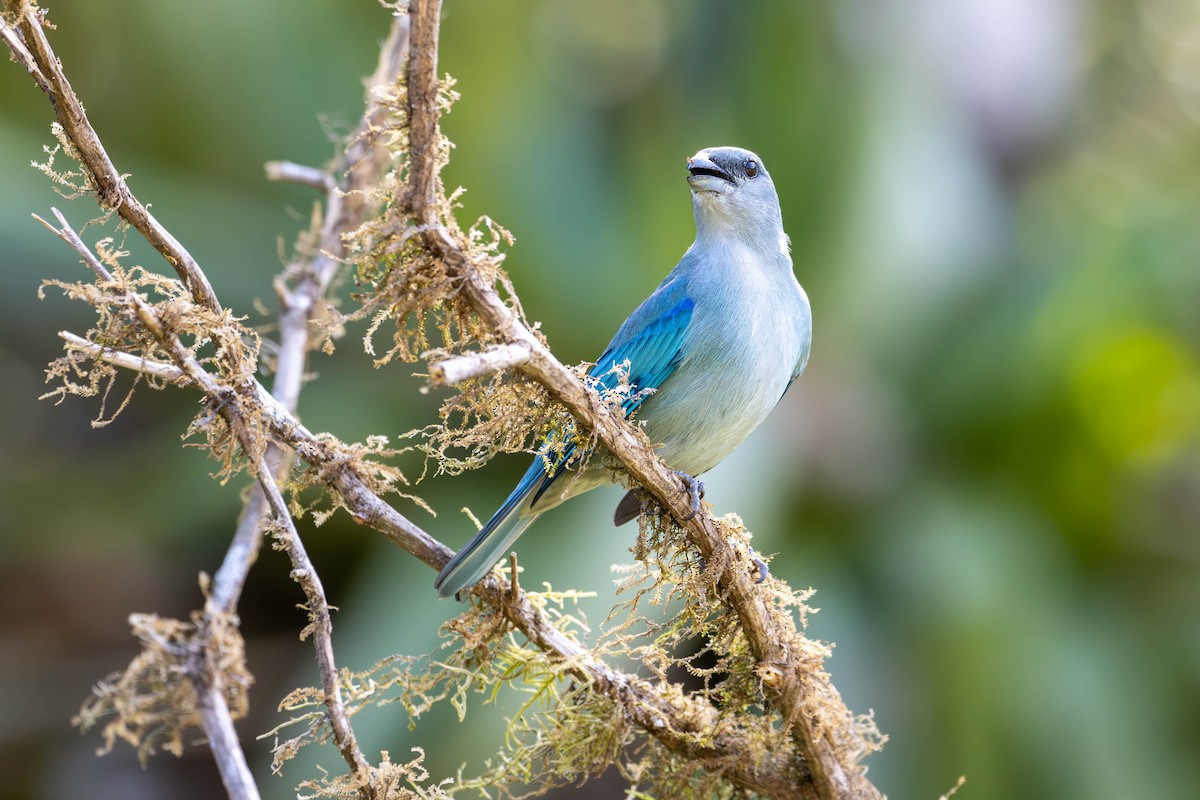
[638,354,789,476]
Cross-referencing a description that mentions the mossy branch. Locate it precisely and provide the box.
[2,0,220,310]
[3,1,887,798]
[400,1,883,797]
[4,4,414,798]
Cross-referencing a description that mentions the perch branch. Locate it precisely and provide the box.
[402,1,879,797]
[55,329,806,799]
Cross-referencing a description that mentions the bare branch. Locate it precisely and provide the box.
[428,342,531,386]
[264,161,335,193]
[195,679,262,800]
[210,12,411,617]
[200,17,411,798]
[59,318,806,798]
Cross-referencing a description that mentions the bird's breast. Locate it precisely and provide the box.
[638,248,809,475]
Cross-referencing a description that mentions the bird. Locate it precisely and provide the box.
[434,146,812,598]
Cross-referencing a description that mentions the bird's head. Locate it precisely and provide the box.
[686,146,785,250]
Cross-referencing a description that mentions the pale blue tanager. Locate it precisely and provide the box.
[435,146,812,598]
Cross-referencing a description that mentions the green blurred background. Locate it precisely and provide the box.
[2,1,1199,798]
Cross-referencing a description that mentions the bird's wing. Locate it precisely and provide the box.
[590,276,694,417]
[780,284,813,399]
[529,276,695,505]
[436,273,697,595]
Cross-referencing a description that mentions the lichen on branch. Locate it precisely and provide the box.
[338,74,521,370]
[74,604,252,763]
[39,241,261,483]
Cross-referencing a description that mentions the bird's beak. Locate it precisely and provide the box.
[687,152,734,193]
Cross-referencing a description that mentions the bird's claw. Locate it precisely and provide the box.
[748,546,769,583]
[674,470,705,521]
[670,471,764,581]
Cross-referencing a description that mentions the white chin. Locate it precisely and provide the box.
[687,176,732,195]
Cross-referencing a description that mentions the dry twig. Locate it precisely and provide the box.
[428,342,532,386]
[256,462,377,797]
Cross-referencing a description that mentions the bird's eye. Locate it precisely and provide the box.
[744,160,758,178]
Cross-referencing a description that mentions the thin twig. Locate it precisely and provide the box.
[58,332,185,382]
[0,8,49,99]
[428,342,531,386]
[264,161,336,192]
[253,460,377,798]
[3,0,221,310]
[33,210,114,282]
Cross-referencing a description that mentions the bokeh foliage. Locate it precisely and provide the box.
[1,1,1197,799]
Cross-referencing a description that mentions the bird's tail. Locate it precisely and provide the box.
[434,464,544,598]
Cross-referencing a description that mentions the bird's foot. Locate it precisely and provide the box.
[747,546,769,583]
[674,470,706,521]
